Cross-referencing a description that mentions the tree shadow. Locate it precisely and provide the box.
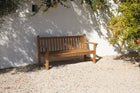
[114,51,140,67]
[0,64,40,74]
[71,0,121,54]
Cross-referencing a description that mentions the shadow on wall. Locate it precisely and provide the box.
[0,0,120,69]
[71,0,121,54]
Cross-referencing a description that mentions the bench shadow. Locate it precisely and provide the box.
[0,55,102,74]
[49,55,102,69]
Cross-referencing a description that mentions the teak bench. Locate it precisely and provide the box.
[37,34,98,70]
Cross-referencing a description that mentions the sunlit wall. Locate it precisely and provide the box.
[0,0,120,69]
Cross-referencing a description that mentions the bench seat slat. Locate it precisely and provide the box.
[40,49,94,58]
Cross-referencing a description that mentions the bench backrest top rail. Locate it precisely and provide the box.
[38,35,84,39]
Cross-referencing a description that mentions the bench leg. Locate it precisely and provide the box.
[38,56,41,66]
[93,53,96,63]
[84,55,87,61]
[45,53,49,70]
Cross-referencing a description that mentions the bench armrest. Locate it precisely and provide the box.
[85,42,98,51]
[85,42,98,46]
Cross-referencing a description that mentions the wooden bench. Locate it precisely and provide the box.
[37,34,98,70]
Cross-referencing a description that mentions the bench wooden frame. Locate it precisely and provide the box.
[37,34,98,70]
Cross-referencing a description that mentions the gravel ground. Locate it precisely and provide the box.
[0,55,140,93]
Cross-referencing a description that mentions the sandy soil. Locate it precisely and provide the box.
[0,55,140,93]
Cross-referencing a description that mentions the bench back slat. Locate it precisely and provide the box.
[37,34,86,52]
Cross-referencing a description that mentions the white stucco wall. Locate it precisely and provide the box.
[0,0,120,69]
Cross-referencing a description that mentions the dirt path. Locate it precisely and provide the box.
[0,55,140,93]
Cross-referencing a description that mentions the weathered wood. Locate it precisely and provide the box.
[83,34,87,49]
[44,39,46,53]
[37,36,41,66]
[61,38,64,50]
[79,37,82,48]
[84,55,87,61]
[81,37,83,48]
[85,42,98,63]
[56,37,58,51]
[69,38,72,50]
[67,38,69,50]
[40,39,43,53]
[50,39,52,51]
[93,43,97,63]
[74,38,76,49]
[45,48,49,70]
[76,37,79,48]
[37,34,98,70]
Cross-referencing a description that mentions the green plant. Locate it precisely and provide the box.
[0,0,21,17]
[42,0,109,14]
[0,0,22,27]
[108,0,140,55]
[82,0,108,13]
[0,0,109,18]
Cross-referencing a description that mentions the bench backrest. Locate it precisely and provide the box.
[37,34,87,53]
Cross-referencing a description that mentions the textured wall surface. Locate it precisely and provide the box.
[0,0,120,69]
